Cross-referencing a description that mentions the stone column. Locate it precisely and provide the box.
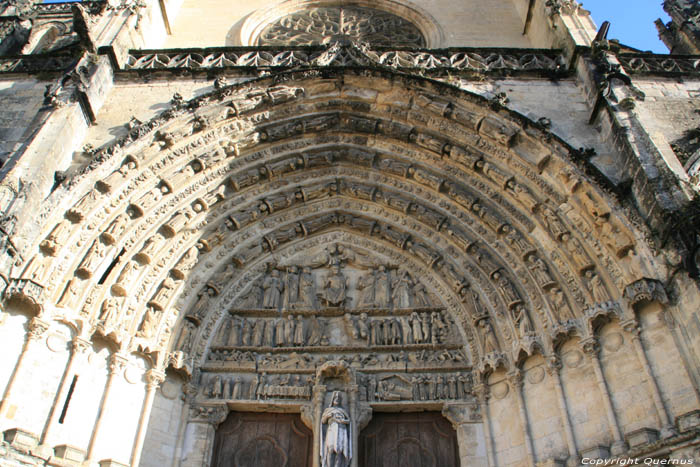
[507,370,535,467]
[581,338,626,455]
[0,317,50,423]
[442,402,488,466]
[131,369,166,466]
[312,384,327,467]
[179,405,228,467]
[86,353,128,461]
[545,356,578,465]
[474,383,495,467]
[40,336,91,446]
[347,384,359,467]
[621,319,676,438]
[173,384,197,467]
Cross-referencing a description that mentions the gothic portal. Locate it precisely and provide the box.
[0,0,700,466]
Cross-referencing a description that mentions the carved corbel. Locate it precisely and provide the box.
[189,403,229,426]
[623,278,668,308]
[4,278,45,314]
[442,402,482,429]
[300,402,314,430]
[356,403,373,431]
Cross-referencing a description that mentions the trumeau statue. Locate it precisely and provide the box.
[321,391,351,467]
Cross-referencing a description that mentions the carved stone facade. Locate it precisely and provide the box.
[0,1,699,467]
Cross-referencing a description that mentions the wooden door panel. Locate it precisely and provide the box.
[212,412,312,467]
[359,412,459,467]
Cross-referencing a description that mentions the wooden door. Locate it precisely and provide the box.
[212,412,313,467]
[359,412,459,467]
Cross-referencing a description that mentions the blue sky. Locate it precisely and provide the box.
[581,0,670,53]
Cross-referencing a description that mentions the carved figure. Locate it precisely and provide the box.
[211,376,222,399]
[319,265,347,307]
[131,183,170,216]
[98,159,137,192]
[410,312,424,343]
[67,189,100,221]
[561,232,594,272]
[308,316,323,346]
[321,391,351,467]
[149,276,177,310]
[528,254,556,289]
[229,317,242,346]
[413,282,430,307]
[400,316,413,344]
[549,287,574,322]
[586,270,609,303]
[76,239,107,279]
[284,315,296,345]
[356,269,376,308]
[99,297,121,333]
[262,270,284,309]
[101,212,130,245]
[57,277,82,308]
[479,319,500,354]
[493,270,520,306]
[374,266,391,308]
[252,319,265,346]
[275,319,286,347]
[188,286,217,324]
[506,179,539,212]
[392,270,413,308]
[286,266,300,306]
[172,246,199,279]
[135,233,164,264]
[176,321,196,354]
[40,219,71,255]
[138,306,160,339]
[541,207,568,241]
[503,224,535,258]
[513,305,534,337]
[294,315,305,346]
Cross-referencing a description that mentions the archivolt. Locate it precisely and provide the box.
[16,69,650,376]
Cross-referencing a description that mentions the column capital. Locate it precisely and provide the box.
[27,317,50,341]
[506,369,524,389]
[580,337,599,357]
[145,369,166,390]
[545,355,562,376]
[71,336,92,355]
[108,353,129,376]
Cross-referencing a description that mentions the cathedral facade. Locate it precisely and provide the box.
[0,0,699,466]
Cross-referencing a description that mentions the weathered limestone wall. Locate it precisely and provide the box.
[162,0,532,48]
[140,374,186,466]
[0,79,45,166]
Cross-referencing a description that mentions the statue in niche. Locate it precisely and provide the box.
[321,391,351,467]
[318,264,347,307]
[76,239,107,278]
[413,282,430,307]
[392,270,413,309]
[527,254,556,289]
[172,246,199,279]
[549,287,574,323]
[101,212,130,245]
[98,158,137,192]
[478,319,500,354]
[513,305,534,338]
[307,316,323,346]
[506,179,540,213]
[502,224,535,259]
[40,219,71,256]
[57,277,82,308]
[67,188,101,221]
[138,306,160,339]
[585,269,609,303]
[356,269,376,308]
[374,265,391,308]
[285,266,300,306]
[99,297,122,334]
[262,270,284,309]
[298,267,316,309]
[561,232,593,272]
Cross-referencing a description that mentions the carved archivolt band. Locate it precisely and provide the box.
[17,70,644,377]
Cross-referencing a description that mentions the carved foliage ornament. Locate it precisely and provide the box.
[257,7,425,47]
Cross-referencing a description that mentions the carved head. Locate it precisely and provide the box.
[331,390,342,406]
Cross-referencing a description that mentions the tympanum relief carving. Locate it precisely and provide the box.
[195,243,473,408]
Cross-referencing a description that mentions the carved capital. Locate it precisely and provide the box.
[580,338,599,357]
[108,353,129,376]
[472,383,490,403]
[71,336,92,355]
[442,402,481,428]
[545,355,562,376]
[27,317,50,341]
[145,369,166,390]
[623,278,668,308]
[506,370,523,389]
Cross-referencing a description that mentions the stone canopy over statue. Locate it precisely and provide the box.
[321,391,351,467]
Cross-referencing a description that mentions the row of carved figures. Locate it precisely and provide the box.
[345,311,452,345]
[214,314,327,348]
[204,371,472,403]
[235,263,430,311]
